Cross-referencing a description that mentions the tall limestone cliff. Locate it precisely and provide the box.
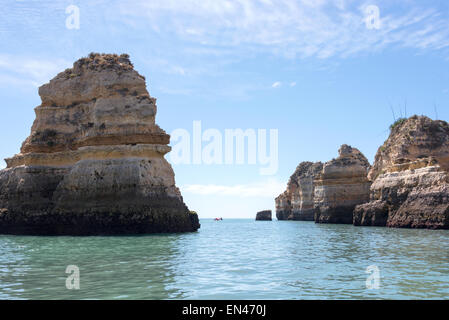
[314,145,371,224]
[354,116,449,229]
[275,162,323,221]
[0,53,200,235]
[276,145,371,223]
[275,191,292,220]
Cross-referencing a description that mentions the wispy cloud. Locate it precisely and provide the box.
[181,179,285,198]
[0,55,71,87]
[118,0,449,59]
[272,81,282,88]
[142,58,190,76]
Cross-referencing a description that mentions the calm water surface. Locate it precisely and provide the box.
[0,219,448,299]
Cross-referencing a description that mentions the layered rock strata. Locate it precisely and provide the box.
[354,116,449,229]
[276,145,370,224]
[314,145,371,224]
[256,210,272,221]
[275,162,323,221]
[275,191,291,220]
[0,53,200,235]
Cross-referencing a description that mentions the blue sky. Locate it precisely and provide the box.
[0,0,448,218]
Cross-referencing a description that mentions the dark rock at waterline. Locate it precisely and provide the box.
[353,200,389,227]
[256,210,272,221]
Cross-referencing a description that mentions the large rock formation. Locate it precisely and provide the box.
[354,116,449,229]
[275,191,292,220]
[256,210,272,221]
[276,145,370,224]
[314,145,371,224]
[275,162,323,221]
[0,53,200,235]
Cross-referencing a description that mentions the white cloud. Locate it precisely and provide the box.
[272,81,282,88]
[0,55,71,88]
[118,0,449,59]
[171,66,186,76]
[181,179,285,198]
[290,82,297,87]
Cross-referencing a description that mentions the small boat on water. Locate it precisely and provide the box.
[214,217,223,221]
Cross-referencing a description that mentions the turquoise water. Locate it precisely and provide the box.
[0,219,448,300]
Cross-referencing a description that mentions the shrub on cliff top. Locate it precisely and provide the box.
[390,118,407,131]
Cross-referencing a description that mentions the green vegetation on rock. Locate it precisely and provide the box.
[390,118,407,131]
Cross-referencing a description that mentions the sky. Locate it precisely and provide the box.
[0,0,448,218]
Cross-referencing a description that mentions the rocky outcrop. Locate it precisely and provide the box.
[275,191,291,220]
[314,145,371,224]
[354,116,449,229]
[275,162,323,221]
[256,210,272,221]
[0,53,200,235]
[276,145,370,224]
[353,200,388,227]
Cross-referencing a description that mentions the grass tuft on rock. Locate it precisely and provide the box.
[390,118,407,131]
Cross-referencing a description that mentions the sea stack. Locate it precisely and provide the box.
[276,145,370,224]
[0,53,200,235]
[314,145,371,224]
[354,116,449,229]
[256,210,272,221]
[275,191,291,220]
[275,162,323,221]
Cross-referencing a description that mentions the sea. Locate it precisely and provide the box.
[0,219,448,299]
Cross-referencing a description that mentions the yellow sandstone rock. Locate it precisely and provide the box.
[0,53,199,235]
[354,116,449,229]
